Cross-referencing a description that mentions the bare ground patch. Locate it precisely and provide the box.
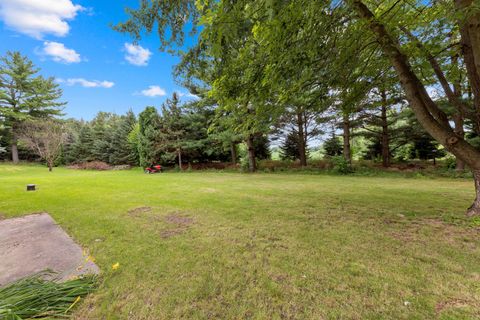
[165,212,194,226]
[161,212,194,238]
[385,218,480,246]
[435,298,480,316]
[128,208,195,239]
[128,206,152,216]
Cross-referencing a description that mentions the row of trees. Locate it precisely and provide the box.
[3,0,480,214]
[0,52,272,168]
[115,0,480,214]
[0,50,469,171]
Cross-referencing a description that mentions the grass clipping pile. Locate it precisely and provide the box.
[0,271,97,319]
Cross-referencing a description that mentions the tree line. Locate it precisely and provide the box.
[114,0,480,215]
[0,53,272,169]
[0,51,448,171]
[2,0,480,214]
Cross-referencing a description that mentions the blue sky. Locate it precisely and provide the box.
[0,0,197,120]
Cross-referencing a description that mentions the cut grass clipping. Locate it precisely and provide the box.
[0,271,97,319]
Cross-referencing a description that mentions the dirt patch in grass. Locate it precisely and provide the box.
[160,229,186,238]
[128,208,194,238]
[435,298,479,315]
[161,212,194,238]
[386,218,480,245]
[128,206,152,216]
[165,213,194,226]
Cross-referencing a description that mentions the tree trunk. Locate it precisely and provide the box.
[380,90,390,167]
[456,0,480,134]
[11,125,19,164]
[452,54,466,171]
[246,135,256,172]
[351,0,480,215]
[342,113,352,165]
[230,142,238,164]
[178,148,182,170]
[48,161,53,172]
[453,113,466,170]
[297,112,307,166]
[467,170,480,216]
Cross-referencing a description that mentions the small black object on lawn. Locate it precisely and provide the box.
[27,184,36,191]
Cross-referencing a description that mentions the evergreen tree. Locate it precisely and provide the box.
[280,132,302,161]
[138,106,161,167]
[158,93,186,168]
[323,135,343,157]
[67,124,95,163]
[410,135,446,162]
[109,110,138,165]
[253,135,271,160]
[90,112,118,162]
[0,51,64,163]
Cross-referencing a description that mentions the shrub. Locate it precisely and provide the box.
[330,156,353,174]
[67,161,112,170]
[443,155,457,170]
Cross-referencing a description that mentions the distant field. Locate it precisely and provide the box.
[0,164,479,319]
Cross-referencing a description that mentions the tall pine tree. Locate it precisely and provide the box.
[0,51,64,163]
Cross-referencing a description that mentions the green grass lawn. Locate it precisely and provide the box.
[1,164,479,319]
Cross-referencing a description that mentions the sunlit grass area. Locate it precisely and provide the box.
[1,164,479,319]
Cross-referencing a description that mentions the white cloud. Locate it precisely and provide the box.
[59,78,114,88]
[124,43,152,66]
[177,91,199,99]
[140,85,166,97]
[39,41,81,63]
[0,0,83,39]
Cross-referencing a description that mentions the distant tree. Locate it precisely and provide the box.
[280,132,302,161]
[253,135,271,160]
[18,119,67,171]
[180,104,231,164]
[158,93,186,169]
[411,135,446,164]
[88,112,119,162]
[0,51,64,163]
[138,106,161,167]
[66,124,95,163]
[323,134,343,157]
[273,106,324,166]
[127,122,141,165]
[108,110,137,165]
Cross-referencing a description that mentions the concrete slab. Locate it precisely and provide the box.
[0,213,99,286]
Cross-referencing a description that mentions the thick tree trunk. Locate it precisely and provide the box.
[246,135,256,172]
[351,0,480,215]
[456,0,480,134]
[453,54,466,171]
[297,112,307,166]
[467,170,480,216]
[48,161,53,172]
[453,113,466,170]
[342,113,352,165]
[230,142,238,164]
[11,126,19,164]
[380,90,390,167]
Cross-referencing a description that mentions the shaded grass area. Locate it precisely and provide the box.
[0,164,479,319]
